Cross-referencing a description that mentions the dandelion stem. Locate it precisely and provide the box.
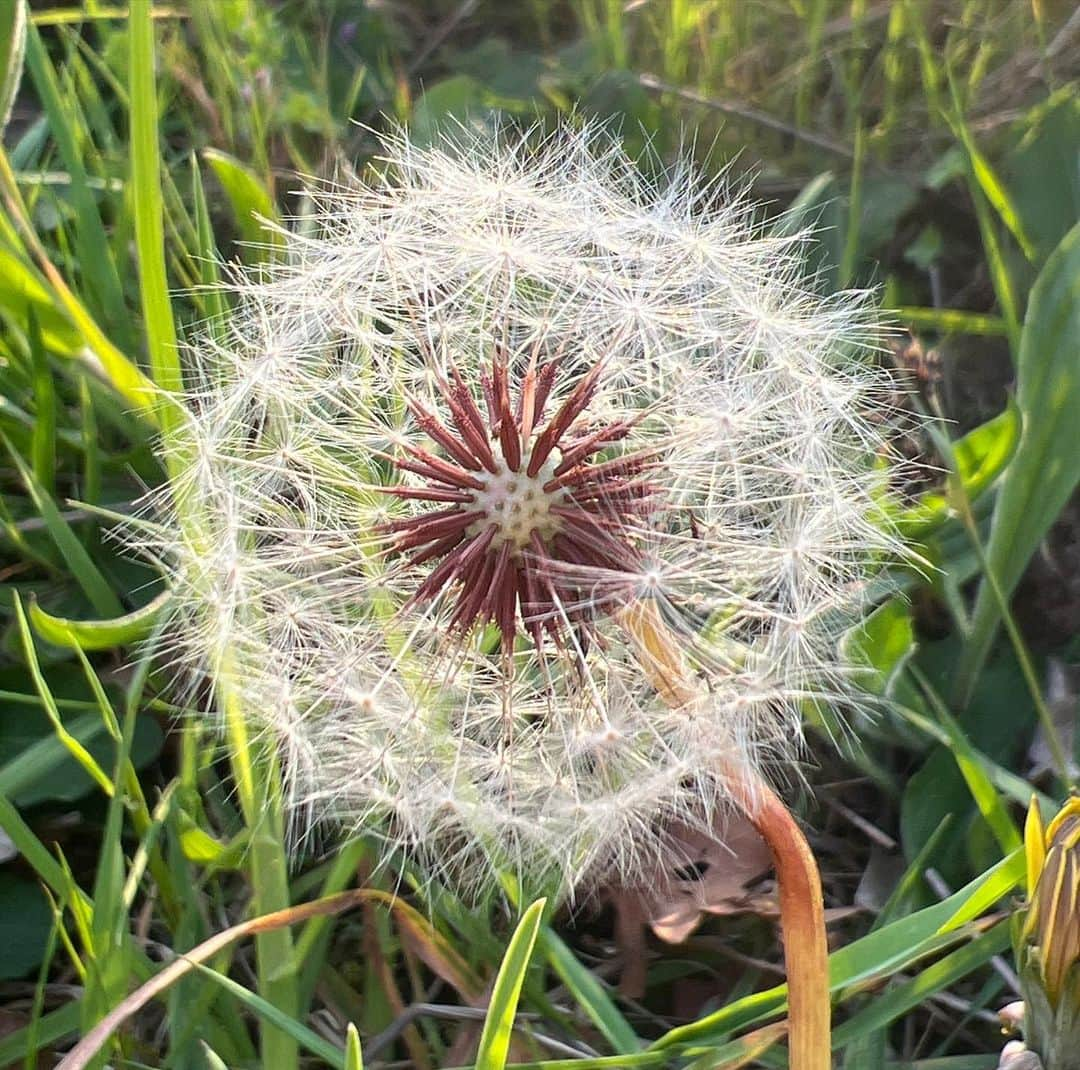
[733,774,831,1070]
[620,600,831,1070]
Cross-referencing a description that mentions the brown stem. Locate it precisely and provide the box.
[731,772,831,1070]
[620,600,832,1070]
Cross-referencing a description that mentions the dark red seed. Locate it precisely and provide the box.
[379,345,660,652]
[527,359,607,477]
[553,419,636,475]
[410,524,496,606]
[398,442,488,491]
[383,505,469,534]
[391,511,472,552]
[382,485,476,504]
[405,395,484,472]
[408,531,466,568]
[545,447,662,492]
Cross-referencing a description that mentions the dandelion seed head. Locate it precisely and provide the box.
[135,121,910,898]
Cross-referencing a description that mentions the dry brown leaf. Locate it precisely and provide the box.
[390,898,485,1005]
[642,813,774,943]
[606,811,774,996]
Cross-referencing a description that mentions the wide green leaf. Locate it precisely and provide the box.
[891,400,1020,537]
[841,597,915,695]
[955,222,1080,705]
[1005,90,1080,260]
[203,148,283,260]
[0,873,54,980]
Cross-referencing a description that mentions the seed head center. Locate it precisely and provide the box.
[469,451,565,550]
[382,353,657,653]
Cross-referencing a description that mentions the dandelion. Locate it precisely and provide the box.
[135,122,907,1068]
[1009,797,1080,1070]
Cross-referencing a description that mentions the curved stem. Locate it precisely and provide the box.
[620,600,832,1069]
[731,773,831,1070]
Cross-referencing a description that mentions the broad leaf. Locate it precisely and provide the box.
[955,222,1080,705]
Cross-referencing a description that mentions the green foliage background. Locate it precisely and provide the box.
[0,2,1077,1067]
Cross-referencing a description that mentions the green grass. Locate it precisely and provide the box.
[0,2,1077,1068]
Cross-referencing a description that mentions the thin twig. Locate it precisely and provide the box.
[820,792,898,851]
[636,73,854,160]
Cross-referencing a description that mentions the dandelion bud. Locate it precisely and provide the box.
[1014,797,1080,1070]
[138,123,907,897]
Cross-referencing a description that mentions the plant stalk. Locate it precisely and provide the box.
[620,600,831,1070]
[731,772,831,1070]
[221,678,300,1070]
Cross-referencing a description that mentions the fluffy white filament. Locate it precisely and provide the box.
[136,123,906,898]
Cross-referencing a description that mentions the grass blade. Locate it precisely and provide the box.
[650,849,1022,1050]
[23,19,131,349]
[832,924,1010,1048]
[500,871,638,1053]
[27,306,56,492]
[190,153,227,331]
[2,434,122,617]
[943,69,1023,351]
[345,1023,364,1070]
[0,793,90,917]
[53,888,371,1070]
[0,145,160,420]
[0,1000,81,1068]
[538,927,640,1055]
[0,712,106,801]
[0,0,26,141]
[11,593,114,799]
[0,245,82,354]
[475,898,547,1070]
[28,589,171,650]
[909,668,1021,855]
[128,0,181,440]
[189,963,346,1070]
[220,680,302,1070]
[945,94,1036,264]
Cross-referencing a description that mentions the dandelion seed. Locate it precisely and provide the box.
[136,121,908,907]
